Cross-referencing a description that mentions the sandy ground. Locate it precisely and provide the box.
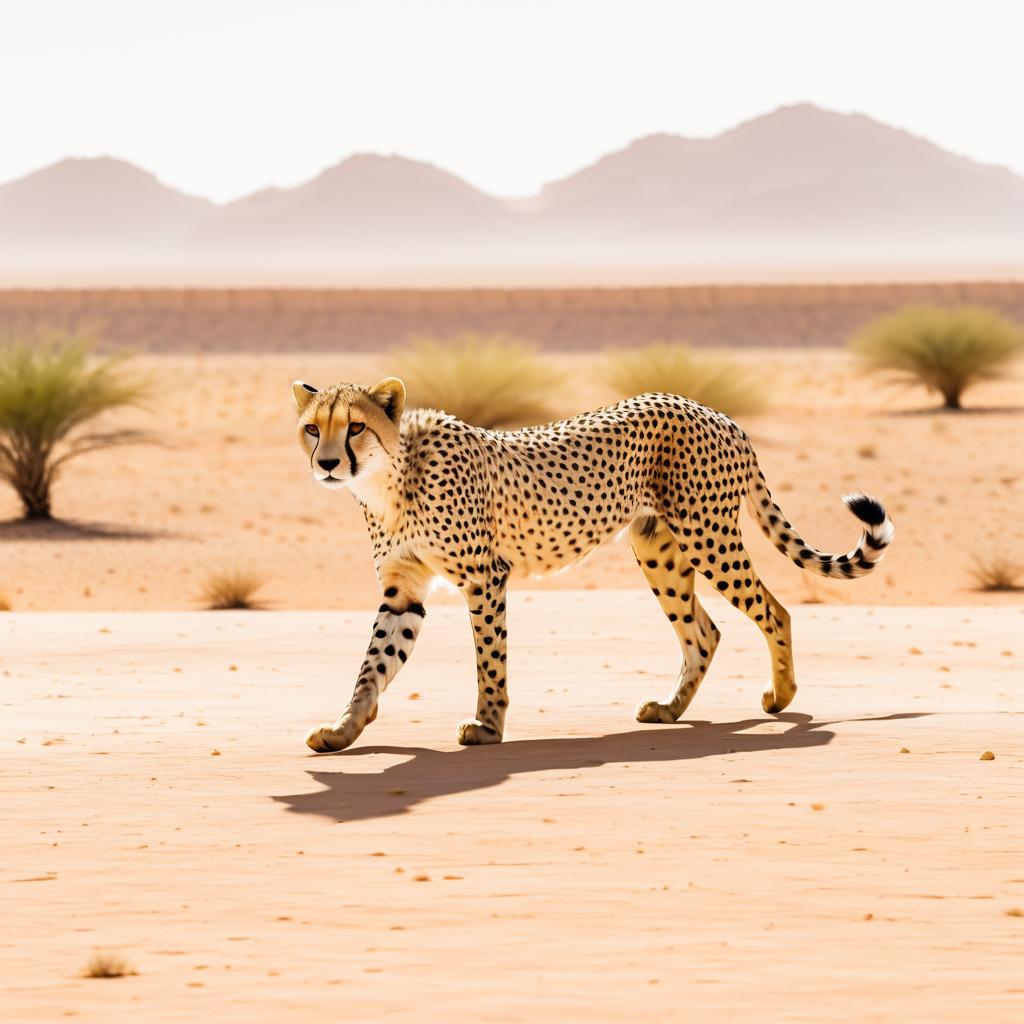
[1,348,1022,611]
[3,595,1022,1022]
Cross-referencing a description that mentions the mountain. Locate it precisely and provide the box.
[0,157,214,251]
[189,154,519,253]
[2,105,1024,282]
[533,104,1024,244]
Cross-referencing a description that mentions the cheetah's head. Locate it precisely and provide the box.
[292,378,405,492]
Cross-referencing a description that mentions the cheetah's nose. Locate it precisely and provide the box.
[318,458,341,472]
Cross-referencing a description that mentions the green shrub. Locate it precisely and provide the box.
[601,342,766,416]
[850,305,1024,410]
[394,333,563,428]
[0,332,152,519]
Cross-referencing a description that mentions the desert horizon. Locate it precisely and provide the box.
[6,261,1024,290]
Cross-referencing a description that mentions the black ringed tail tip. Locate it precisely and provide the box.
[842,493,887,527]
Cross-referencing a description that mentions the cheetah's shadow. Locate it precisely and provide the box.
[273,712,926,824]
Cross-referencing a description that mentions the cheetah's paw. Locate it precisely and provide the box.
[305,723,358,753]
[457,720,502,746]
[761,684,796,715]
[635,700,679,725]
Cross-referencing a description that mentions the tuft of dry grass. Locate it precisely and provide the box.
[600,342,767,417]
[969,553,1023,592]
[850,305,1024,410]
[0,591,10,611]
[82,951,137,978]
[799,577,827,605]
[395,332,563,428]
[199,566,269,610]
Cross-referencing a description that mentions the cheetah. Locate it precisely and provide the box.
[292,378,893,752]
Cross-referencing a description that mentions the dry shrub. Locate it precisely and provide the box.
[969,553,1023,592]
[200,566,268,609]
[394,333,562,428]
[601,342,766,416]
[82,951,137,978]
[850,305,1024,410]
[0,330,153,519]
[800,577,827,605]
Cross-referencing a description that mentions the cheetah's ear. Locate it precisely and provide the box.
[367,377,406,425]
[292,381,318,412]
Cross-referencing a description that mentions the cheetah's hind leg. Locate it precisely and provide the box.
[696,540,796,714]
[629,516,721,724]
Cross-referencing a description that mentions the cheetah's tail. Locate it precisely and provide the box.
[745,471,894,580]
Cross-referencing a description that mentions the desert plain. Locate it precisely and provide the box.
[2,287,1023,1022]
[3,599,1022,1022]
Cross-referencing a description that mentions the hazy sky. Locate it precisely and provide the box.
[2,0,1021,203]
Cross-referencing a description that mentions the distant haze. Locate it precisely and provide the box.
[2,104,1023,285]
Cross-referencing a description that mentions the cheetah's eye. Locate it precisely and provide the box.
[304,424,319,437]
[349,422,365,436]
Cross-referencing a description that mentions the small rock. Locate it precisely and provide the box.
[980,751,995,761]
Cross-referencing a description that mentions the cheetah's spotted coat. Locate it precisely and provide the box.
[292,379,893,751]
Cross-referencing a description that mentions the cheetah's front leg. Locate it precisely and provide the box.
[306,560,430,753]
[456,573,508,746]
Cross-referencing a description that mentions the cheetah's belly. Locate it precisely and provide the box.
[498,501,640,580]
